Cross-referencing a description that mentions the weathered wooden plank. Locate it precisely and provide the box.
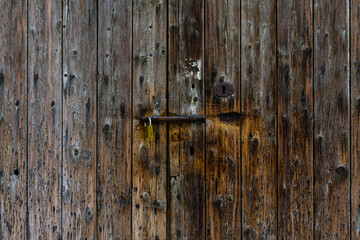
[132,0,167,239]
[169,175,181,239]
[97,0,132,239]
[314,0,350,238]
[0,1,27,239]
[241,0,277,239]
[168,0,205,239]
[205,0,241,239]
[277,0,313,238]
[27,0,62,239]
[168,0,180,178]
[351,0,360,238]
[62,0,97,239]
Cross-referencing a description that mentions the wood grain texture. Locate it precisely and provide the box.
[168,0,180,178]
[277,0,314,239]
[27,0,62,239]
[62,0,97,239]
[97,0,132,239]
[132,0,167,239]
[168,0,205,239]
[241,0,277,239]
[1,1,360,239]
[0,1,27,239]
[205,0,241,239]
[314,0,350,239]
[351,0,360,238]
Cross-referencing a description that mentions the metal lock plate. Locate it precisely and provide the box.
[213,82,235,97]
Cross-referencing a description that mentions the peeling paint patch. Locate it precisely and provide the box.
[184,59,201,80]
[194,60,201,80]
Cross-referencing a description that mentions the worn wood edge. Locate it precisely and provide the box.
[350,0,360,238]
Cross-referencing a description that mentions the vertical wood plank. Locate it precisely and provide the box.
[277,0,314,239]
[314,0,350,239]
[168,0,205,239]
[0,1,27,239]
[97,0,132,239]
[351,0,360,238]
[168,0,180,179]
[241,0,277,239]
[132,0,167,239]
[27,0,62,239]
[205,0,241,239]
[62,0,97,239]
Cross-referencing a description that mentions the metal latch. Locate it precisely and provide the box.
[141,115,205,124]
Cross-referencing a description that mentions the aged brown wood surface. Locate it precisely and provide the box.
[168,0,205,239]
[1,1,360,239]
[168,0,180,180]
[0,1,27,239]
[28,0,62,239]
[132,0,167,239]
[168,3,181,237]
[351,0,360,238]
[314,0,350,239]
[241,0,277,239]
[205,0,241,239]
[62,0,97,239]
[277,0,314,239]
[97,0,132,239]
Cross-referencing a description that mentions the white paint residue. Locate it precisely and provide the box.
[184,59,201,80]
[194,60,201,80]
[190,103,197,114]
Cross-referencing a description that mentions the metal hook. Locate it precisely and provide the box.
[144,116,152,127]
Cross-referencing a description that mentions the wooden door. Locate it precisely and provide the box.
[0,0,359,239]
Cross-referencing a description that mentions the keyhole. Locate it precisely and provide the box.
[213,82,234,97]
[189,146,194,155]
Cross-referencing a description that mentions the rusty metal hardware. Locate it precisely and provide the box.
[213,82,235,97]
[141,115,205,123]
